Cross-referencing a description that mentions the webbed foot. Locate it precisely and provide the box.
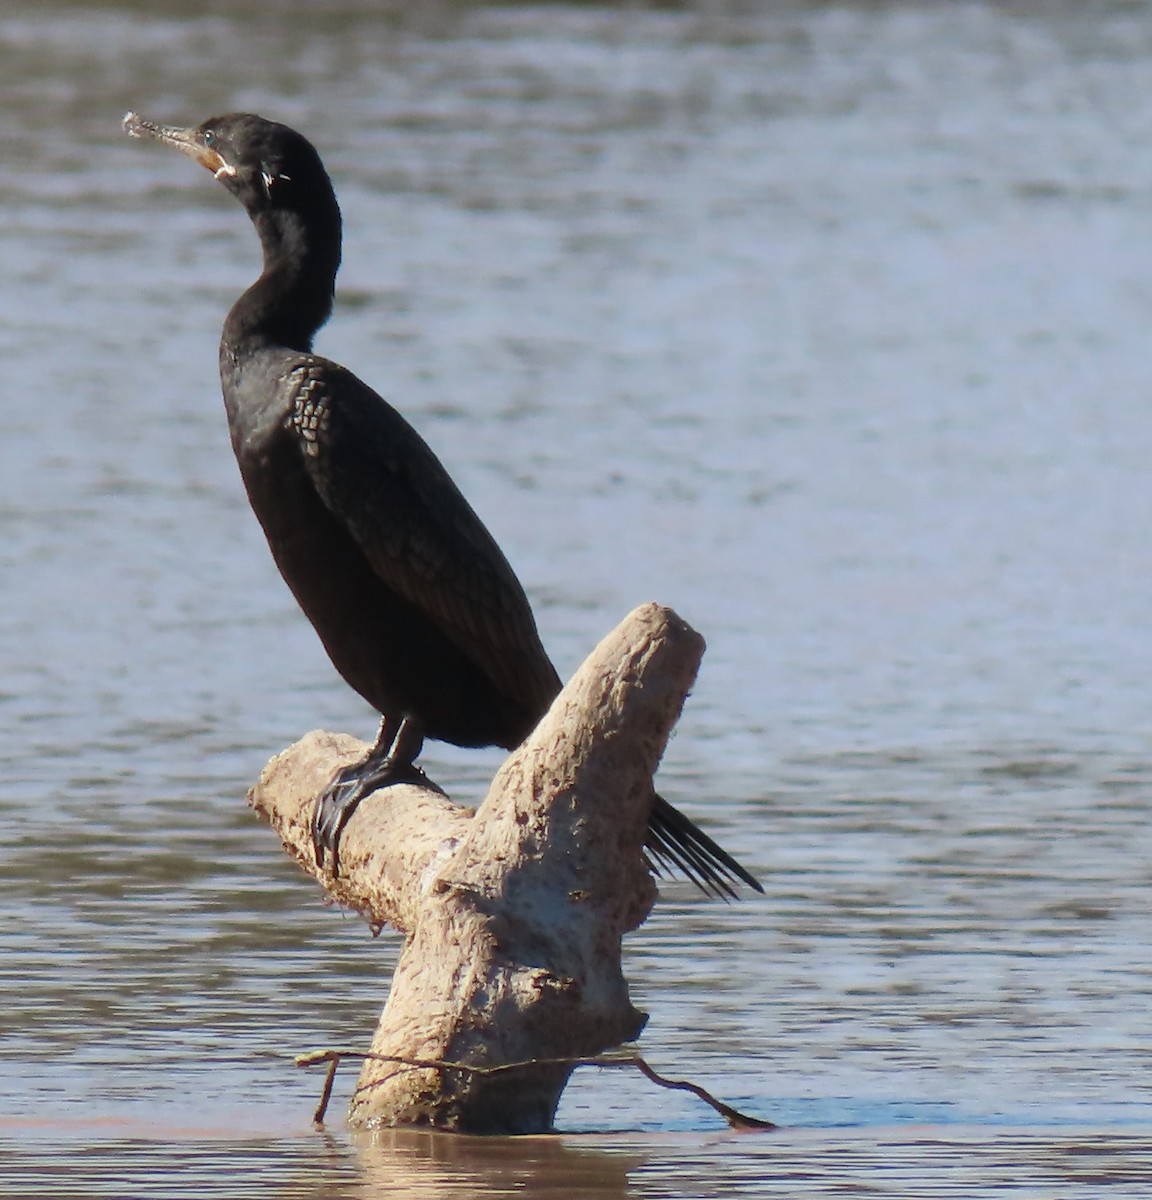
[312,715,425,876]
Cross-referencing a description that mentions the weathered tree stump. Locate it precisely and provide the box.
[248,602,705,1133]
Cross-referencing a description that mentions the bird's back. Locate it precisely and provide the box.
[223,347,562,748]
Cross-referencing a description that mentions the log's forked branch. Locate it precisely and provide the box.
[255,605,751,1133]
[297,1047,777,1132]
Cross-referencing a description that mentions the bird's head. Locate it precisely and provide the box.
[123,111,333,221]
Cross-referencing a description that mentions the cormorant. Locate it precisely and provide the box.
[123,111,761,898]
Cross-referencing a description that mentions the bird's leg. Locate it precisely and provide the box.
[312,715,427,876]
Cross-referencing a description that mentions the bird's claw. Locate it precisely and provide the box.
[311,771,366,876]
[311,756,430,877]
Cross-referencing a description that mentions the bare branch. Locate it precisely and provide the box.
[297,1047,776,1132]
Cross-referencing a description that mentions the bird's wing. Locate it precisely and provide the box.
[285,358,561,710]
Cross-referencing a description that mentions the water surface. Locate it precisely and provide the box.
[3,1,1152,1195]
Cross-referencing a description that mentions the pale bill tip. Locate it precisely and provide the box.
[122,112,153,139]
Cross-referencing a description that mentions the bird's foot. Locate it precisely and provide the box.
[312,717,426,877]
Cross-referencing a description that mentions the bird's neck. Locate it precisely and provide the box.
[223,205,342,356]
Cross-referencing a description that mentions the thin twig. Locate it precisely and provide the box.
[296,1047,776,1131]
[311,1052,340,1126]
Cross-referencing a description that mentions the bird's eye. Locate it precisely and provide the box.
[203,129,216,146]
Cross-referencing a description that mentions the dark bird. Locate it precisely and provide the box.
[123,110,761,898]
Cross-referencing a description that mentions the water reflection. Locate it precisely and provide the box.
[5,1125,1152,1198]
[351,1130,640,1199]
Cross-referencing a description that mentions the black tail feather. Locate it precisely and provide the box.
[646,793,763,901]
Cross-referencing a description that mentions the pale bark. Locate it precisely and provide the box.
[248,602,705,1132]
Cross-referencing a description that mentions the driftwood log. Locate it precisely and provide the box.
[248,602,704,1133]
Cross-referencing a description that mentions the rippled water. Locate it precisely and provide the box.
[4,0,1152,1194]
